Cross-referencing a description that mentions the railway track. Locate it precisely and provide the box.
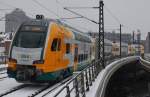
[0,76,72,97]
[0,84,28,97]
[0,71,8,81]
[40,76,72,97]
[29,76,72,97]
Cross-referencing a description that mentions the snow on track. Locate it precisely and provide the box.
[36,76,73,97]
[3,85,45,97]
[0,76,73,97]
[0,78,22,94]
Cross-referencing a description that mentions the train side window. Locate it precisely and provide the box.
[51,38,61,51]
[66,43,70,54]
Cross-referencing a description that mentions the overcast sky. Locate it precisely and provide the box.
[0,0,150,40]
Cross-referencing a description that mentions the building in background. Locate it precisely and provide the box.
[4,8,31,55]
[5,8,31,33]
[145,32,150,53]
[88,32,132,44]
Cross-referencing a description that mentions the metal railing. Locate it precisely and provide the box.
[95,56,139,97]
[54,60,101,97]
[53,55,136,97]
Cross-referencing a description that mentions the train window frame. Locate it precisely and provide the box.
[66,43,70,54]
[51,38,61,51]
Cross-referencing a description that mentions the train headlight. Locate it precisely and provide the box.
[8,58,17,63]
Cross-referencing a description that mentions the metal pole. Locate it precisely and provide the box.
[120,24,122,58]
[98,0,105,68]
[98,1,100,61]
[138,32,141,55]
[133,31,135,44]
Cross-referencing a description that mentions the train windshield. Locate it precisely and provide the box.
[13,26,47,48]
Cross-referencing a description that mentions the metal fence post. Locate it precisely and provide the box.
[81,72,86,97]
[97,60,100,74]
[85,69,89,91]
[94,61,97,78]
[92,63,95,81]
[75,77,79,97]
[88,66,92,86]
[66,86,70,97]
[95,61,99,77]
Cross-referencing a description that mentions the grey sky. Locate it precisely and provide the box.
[0,0,149,40]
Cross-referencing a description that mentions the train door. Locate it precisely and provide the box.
[74,44,78,71]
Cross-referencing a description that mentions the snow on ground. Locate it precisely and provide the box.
[0,78,47,97]
[36,83,67,97]
[0,78,22,94]
[0,72,105,97]
[0,65,105,97]
[0,65,109,97]
[86,70,105,97]
[36,77,74,97]
[4,85,44,97]
[0,77,73,97]
[46,70,105,97]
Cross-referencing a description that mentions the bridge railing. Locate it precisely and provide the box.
[53,55,136,97]
[54,60,101,97]
[95,56,139,97]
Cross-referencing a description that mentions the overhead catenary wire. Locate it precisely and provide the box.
[55,0,85,20]
[64,8,99,24]
[55,0,82,20]
[62,6,99,9]
[0,0,91,33]
[104,5,121,24]
[60,16,83,20]
[32,0,61,19]
[104,5,133,33]
[55,0,97,32]
[104,4,134,33]
[70,0,122,31]
[55,0,100,31]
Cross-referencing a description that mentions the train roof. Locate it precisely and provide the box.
[58,20,92,43]
[22,19,92,43]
